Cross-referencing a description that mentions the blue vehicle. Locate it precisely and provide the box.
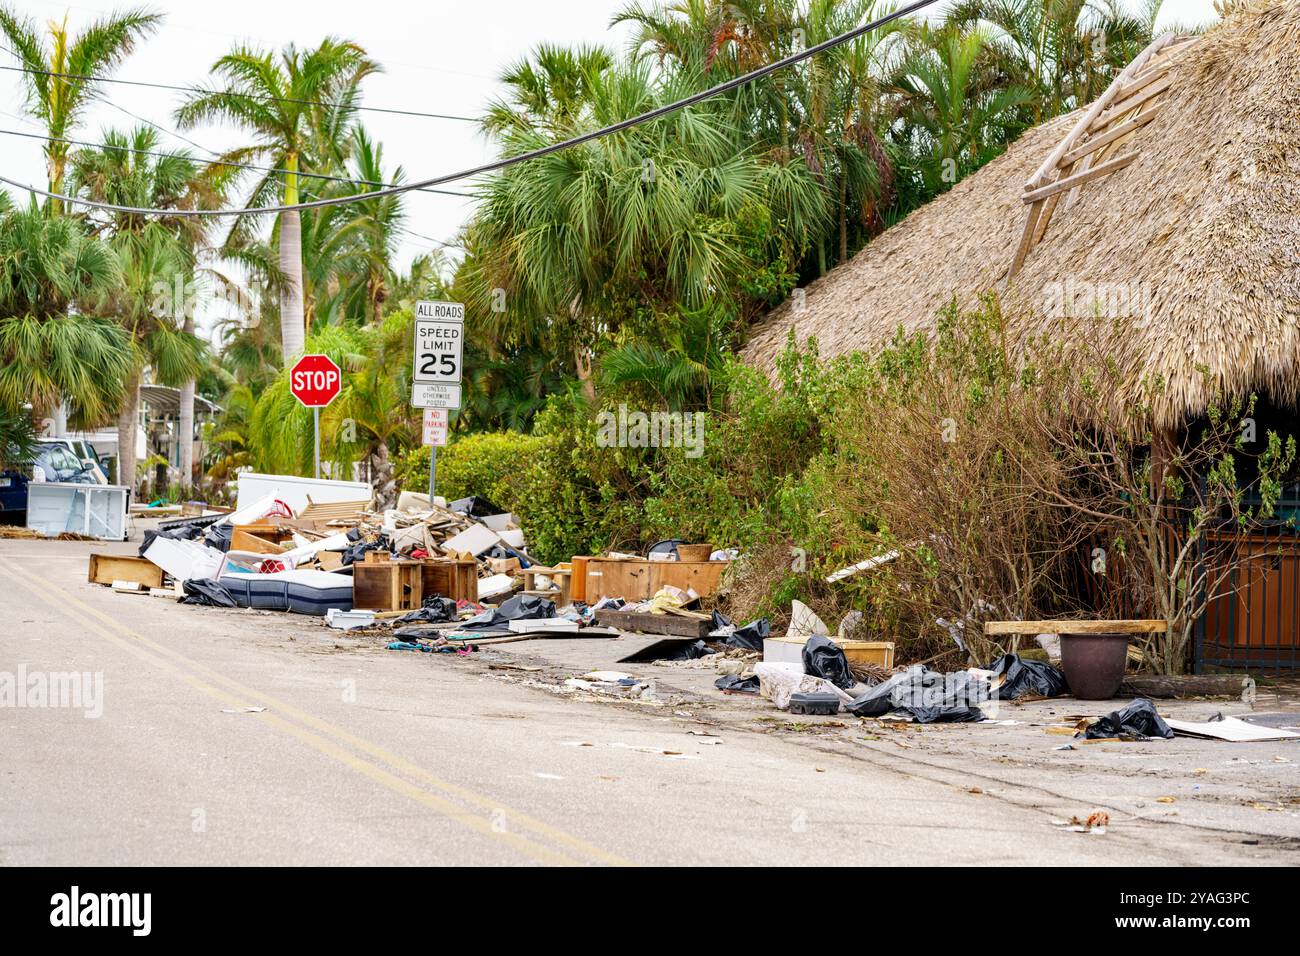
[0,442,100,524]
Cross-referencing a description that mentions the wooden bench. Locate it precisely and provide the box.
[518,566,572,606]
[984,619,1167,653]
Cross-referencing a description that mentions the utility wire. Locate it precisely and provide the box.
[0,127,472,197]
[0,60,478,122]
[0,0,939,218]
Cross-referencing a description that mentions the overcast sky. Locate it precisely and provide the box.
[2,0,1220,275]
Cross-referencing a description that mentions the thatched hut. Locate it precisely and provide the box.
[743,1,1300,434]
[741,1,1300,670]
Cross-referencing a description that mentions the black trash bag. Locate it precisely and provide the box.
[715,674,760,694]
[341,538,388,567]
[895,704,985,724]
[803,635,856,690]
[846,671,911,717]
[178,578,238,608]
[986,653,1069,699]
[666,639,711,661]
[398,595,457,624]
[459,593,556,631]
[724,618,770,652]
[139,521,204,556]
[1081,698,1174,740]
[710,609,733,631]
[448,496,504,519]
[203,522,233,553]
[847,667,992,720]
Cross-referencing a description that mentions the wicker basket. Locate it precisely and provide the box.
[675,543,714,562]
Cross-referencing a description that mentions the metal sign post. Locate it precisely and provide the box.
[313,407,321,479]
[413,302,463,500]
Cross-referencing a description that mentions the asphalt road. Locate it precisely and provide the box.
[0,537,1293,866]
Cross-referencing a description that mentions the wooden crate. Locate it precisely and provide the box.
[88,553,164,589]
[353,555,423,611]
[420,558,478,604]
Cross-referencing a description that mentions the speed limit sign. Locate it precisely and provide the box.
[413,300,464,409]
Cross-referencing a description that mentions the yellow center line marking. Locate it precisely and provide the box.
[4,556,631,866]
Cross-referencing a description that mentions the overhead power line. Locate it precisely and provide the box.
[0,60,478,122]
[0,127,471,198]
[0,0,939,218]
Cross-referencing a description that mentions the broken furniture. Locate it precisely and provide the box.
[88,552,164,589]
[419,557,478,604]
[571,556,730,603]
[517,565,572,606]
[26,482,131,541]
[352,551,422,611]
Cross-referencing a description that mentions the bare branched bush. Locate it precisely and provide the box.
[823,297,1090,664]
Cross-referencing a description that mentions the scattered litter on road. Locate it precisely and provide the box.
[1054,810,1109,834]
[1165,715,1300,742]
[1077,698,1174,740]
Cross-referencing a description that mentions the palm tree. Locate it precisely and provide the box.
[0,6,161,215]
[69,127,217,489]
[470,51,818,399]
[944,0,1160,125]
[0,202,132,427]
[335,127,407,325]
[176,38,380,362]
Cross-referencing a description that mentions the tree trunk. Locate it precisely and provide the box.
[371,441,397,510]
[574,344,595,403]
[838,173,849,264]
[278,210,306,361]
[117,367,141,494]
[179,315,196,492]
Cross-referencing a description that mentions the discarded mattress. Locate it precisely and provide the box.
[218,569,353,616]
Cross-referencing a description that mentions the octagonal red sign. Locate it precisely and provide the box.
[289,354,342,408]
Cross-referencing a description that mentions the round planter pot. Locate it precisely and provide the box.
[1059,633,1128,700]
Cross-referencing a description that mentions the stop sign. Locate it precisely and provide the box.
[289,354,342,408]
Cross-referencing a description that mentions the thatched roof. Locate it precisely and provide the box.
[741,1,1300,430]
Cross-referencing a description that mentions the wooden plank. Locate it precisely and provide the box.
[1021,152,1138,203]
[230,528,287,554]
[1023,32,1176,190]
[984,620,1167,635]
[1089,75,1173,132]
[88,553,164,588]
[595,609,711,638]
[1111,61,1175,102]
[299,497,371,519]
[1060,106,1163,167]
[1006,199,1045,279]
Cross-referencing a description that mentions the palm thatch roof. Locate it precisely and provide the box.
[741,1,1300,431]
